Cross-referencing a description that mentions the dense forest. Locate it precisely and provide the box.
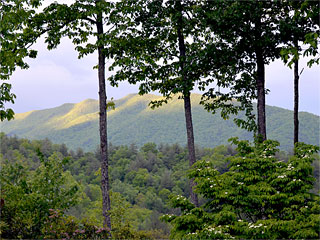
[0,133,233,238]
[1,133,319,238]
[1,0,319,239]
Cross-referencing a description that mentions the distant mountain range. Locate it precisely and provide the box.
[1,94,319,151]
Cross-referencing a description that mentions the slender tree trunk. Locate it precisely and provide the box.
[255,17,267,142]
[183,94,199,207]
[256,53,267,142]
[293,40,299,146]
[96,12,111,231]
[176,0,199,207]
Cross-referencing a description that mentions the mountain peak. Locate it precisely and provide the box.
[1,94,319,151]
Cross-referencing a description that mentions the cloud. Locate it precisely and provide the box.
[6,36,140,113]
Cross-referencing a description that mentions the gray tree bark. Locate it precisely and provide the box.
[255,17,267,142]
[294,40,299,146]
[96,11,112,230]
[176,0,199,207]
[256,53,267,142]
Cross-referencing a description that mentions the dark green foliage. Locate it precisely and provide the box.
[198,0,284,138]
[163,139,320,239]
[278,1,320,145]
[279,1,320,67]
[0,83,15,121]
[0,0,42,120]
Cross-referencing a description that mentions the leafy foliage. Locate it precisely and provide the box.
[29,0,120,228]
[0,151,79,238]
[163,139,320,239]
[279,1,319,67]
[41,209,110,239]
[0,0,41,120]
[0,133,237,237]
[1,133,319,239]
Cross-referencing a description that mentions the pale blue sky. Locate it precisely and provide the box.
[5,33,320,116]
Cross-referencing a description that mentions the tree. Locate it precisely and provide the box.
[202,1,284,142]
[280,0,320,146]
[0,0,41,121]
[108,0,226,207]
[0,152,79,239]
[162,139,320,239]
[29,0,115,229]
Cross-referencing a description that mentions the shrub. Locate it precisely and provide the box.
[162,139,320,239]
[42,209,110,239]
[0,152,79,239]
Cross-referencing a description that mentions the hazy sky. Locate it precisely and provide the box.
[4,1,320,116]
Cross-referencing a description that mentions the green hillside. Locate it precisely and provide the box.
[0,93,319,151]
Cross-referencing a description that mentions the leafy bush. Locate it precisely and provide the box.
[41,209,110,239]
[162,139,320,239]
[109,191,166,239]
[0,152,79,239]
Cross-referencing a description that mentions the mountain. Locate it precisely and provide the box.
[1,93,319,151]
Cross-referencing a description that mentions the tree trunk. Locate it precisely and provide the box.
[176,0,199,207]
[293,40,299,146]
[255,17,267,142]
[96,12,112,231]
[184,94,199,207]
[256,53,267,142]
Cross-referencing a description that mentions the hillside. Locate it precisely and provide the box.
[1,93,319,151]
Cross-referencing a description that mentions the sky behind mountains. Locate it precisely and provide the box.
[4,0,320,116]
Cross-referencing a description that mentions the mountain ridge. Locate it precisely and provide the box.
[1,93,319,151]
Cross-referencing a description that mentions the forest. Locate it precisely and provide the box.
[1,133,319,238]
[0,0,319,239]
[0,133,233,238]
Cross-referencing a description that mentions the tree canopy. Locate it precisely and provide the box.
[0,0,40,120]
